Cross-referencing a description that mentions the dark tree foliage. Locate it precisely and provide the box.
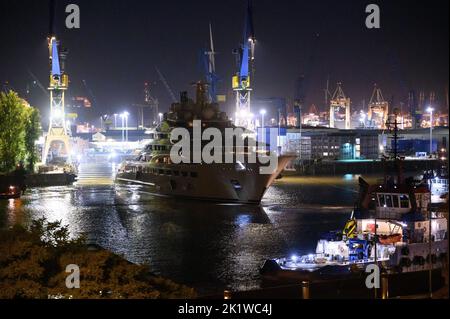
[0,218,196,299]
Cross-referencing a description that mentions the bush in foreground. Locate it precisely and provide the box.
[0,218,196,299]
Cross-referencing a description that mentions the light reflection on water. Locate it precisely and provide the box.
[0,164,363,295]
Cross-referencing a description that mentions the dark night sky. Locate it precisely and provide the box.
[0,0,448,123]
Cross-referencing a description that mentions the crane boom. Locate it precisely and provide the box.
[155,66,177,103]
[82,79,97,106]
[28,70,49,97]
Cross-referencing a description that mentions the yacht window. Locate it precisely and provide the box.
[378,194,386,207]
[385,195,393,208]
[400,195,410,208]
[392,195,399,208]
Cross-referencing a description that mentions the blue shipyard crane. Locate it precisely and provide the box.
[233,0,256,130]
[201,23,219,103]
[42,0,72,164]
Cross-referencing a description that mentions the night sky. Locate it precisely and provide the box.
[0,0,448,123]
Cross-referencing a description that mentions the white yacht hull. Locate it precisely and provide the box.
[116,155,293,204]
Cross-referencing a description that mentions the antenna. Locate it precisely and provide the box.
[208,22,216,73]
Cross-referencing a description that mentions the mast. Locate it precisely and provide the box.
[385,108,403,184]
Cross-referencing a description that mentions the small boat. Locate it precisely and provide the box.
[0,184,21,199]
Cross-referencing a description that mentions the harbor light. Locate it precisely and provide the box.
[120,112,129,142]
[260,109,266,129]
[291,255,298,263]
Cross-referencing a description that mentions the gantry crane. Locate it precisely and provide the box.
[233,0,255,130]
[368,84,389,129]
[42,0,72,164]
[329,83,351,129]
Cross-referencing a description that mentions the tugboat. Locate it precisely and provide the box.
[116,82,294,204]
[260,111,448,287]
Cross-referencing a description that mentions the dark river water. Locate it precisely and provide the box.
[0,162,369,296]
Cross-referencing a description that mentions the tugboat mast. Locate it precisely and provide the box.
[385,108,403,185]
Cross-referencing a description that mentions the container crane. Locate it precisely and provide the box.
[329,83,351,129]
[368,84,389,129]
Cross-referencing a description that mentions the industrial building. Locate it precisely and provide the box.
[286,127,380,161]
[386,127,448,157]
[259,125,448,162]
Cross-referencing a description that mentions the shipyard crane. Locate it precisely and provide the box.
[133,82,159,128]
[329,83,351,129]
[293,32,321,128]
[155,66,177,104]
[27,70,49,97]
[293,76,305,128]
[1,81,15,93]
[81,79,98,107]
[42,0,72,164]
[202,22,219,103]
[233,0,255,130]
[368,84,389,129]
[324,76,332,111]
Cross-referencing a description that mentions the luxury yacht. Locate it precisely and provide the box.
[116,82,294,204]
